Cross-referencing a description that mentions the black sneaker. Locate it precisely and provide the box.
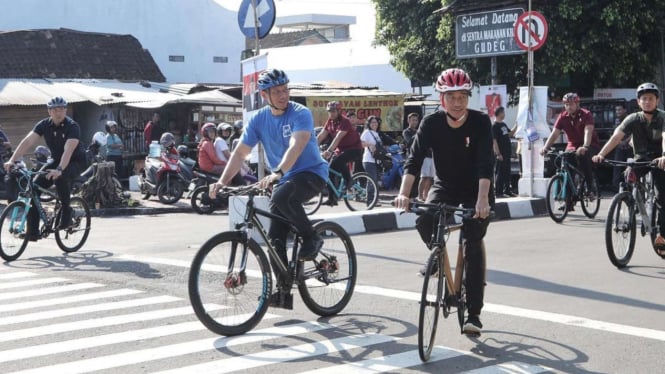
[299,234,323,261]
[322,198,338,206]
[418,255,438,277]
[269,291,293,310]
[463,315,483,335]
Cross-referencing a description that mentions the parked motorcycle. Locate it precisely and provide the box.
[139,147,187,204]
[190,165,258,214]
[378,144,404,190]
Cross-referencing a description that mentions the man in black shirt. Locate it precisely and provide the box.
[492,106,517,197]
[3,97,86,241]
[394,68,493,335]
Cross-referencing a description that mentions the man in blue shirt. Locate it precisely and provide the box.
[209,69,328,309]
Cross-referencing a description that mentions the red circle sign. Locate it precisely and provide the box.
[513,11,548,51]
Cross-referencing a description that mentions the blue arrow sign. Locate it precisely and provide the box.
[238,0,276,39]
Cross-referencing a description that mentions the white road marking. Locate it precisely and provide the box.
[0,276,69,289]
[153,333,399,374]
[0,271,37,279]
[0,295,181,326]
[7,321,331,374]
[298,346,465,374]
[120,254,665,342]
[0,288,143,312]
[0,283,104,301]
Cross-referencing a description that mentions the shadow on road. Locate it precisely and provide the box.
[5,250,162,279]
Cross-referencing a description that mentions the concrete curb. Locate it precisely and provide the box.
[309,197,547,234]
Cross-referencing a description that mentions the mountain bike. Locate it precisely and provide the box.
[302,167,378,215]
[545,150,600,222]
[0,164,92,261]
[410,202,485,362]
[603,159,663,268]
[188,184,357,336]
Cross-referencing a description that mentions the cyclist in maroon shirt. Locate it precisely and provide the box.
[541,92,600,194]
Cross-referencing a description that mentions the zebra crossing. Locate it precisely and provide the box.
[0,269,554,373]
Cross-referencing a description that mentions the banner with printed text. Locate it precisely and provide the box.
[306,95,405,132]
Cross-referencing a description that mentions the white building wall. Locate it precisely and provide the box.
[0,0,245,84]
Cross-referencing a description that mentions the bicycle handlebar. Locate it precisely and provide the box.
[216,183,268,197]
[392,200,492,220]
[601,159,658,168]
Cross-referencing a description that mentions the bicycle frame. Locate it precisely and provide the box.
[12,169,60,234]
[553,152,586,201]
[325,167,347,199]
[430,208,465,297]
[233,191,304,284]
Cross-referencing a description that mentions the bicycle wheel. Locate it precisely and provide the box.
[605,192,636,268]
[417,248,443,362]
[650,200,663,257]
[303,191,323,215]
[56,196,92,253]
[456,262,467,333]
[189,231,271,336]
[546,174,568,223]
[0,201,30,262]
[580,178,601,218]
[298,221,357,316]
[343,172,378,211]
[191,185,215,215]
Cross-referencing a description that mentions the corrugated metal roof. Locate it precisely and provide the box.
[126,89,240,109]
[0,79,179,106]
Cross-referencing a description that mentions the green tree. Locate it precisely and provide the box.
[374,0,665,101]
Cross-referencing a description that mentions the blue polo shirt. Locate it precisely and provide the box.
[241,101,328,184]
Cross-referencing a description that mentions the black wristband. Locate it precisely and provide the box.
[273,168,284,176]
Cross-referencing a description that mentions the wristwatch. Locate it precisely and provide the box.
[56,166,63,172]
[273,168,284,177]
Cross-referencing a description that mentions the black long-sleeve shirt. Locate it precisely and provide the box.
[404,109,493,199]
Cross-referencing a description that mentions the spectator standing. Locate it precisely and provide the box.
[402,112,420,155]
[0,124,12,159]
[492,107,517,197]
[105,121,124,177]
[611,102,633,191]
[360,115,384,205]
[143,112,163,149]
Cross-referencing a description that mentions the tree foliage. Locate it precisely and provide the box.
[373,0,665,101]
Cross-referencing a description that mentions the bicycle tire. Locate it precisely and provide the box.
[56,196,92,253]
[303,191,323,215]
[605,192,636,268]
[188,231,271,336]
[546,174,568,223]
[344,172,378,211]
[580,178,601,218]
[417,248,443,362]
[298,221,357,316]
[0,200,30,262]
[650,199,663,257]
[456,260,467,333]
[191,185,215,215]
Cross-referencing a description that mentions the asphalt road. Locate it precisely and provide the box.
[1,201,664,373]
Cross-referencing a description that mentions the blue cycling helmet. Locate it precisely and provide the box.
[46,96,67,108]
[257,69,289,91]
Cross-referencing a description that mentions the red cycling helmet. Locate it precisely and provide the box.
[562,92,580,103]
[435,68,473,93]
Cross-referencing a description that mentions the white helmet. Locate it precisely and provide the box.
[92,131,107,146]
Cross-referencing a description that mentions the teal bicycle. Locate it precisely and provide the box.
[303,166,378,215]
[545,150,600,222]
[0,164,91,261]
